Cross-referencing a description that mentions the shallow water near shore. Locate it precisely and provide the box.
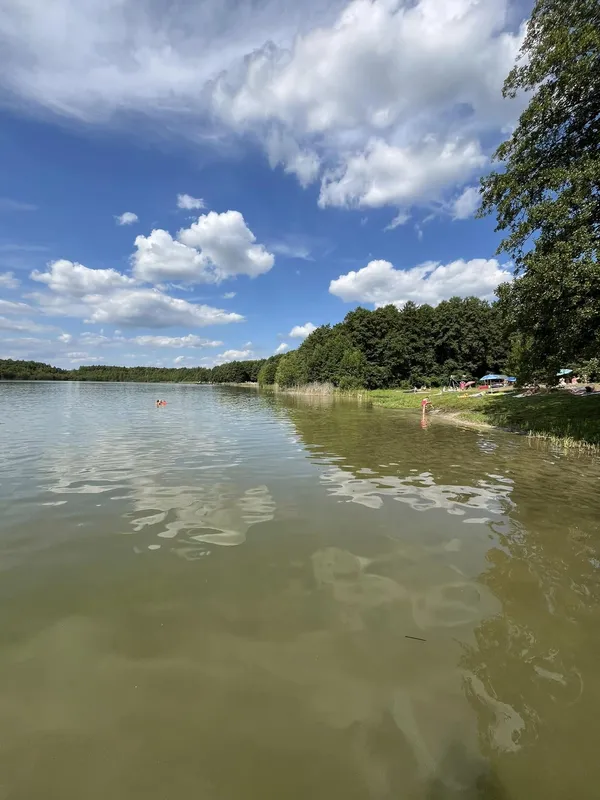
[1,381,599,799]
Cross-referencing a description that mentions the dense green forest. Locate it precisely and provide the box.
[262,297,507,389]
[1,297,507,388]
[0,360,70,382]
[0,358,265,384]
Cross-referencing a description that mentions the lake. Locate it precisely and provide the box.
[1,381,599,799]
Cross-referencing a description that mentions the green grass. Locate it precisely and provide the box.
[369,389,600,448]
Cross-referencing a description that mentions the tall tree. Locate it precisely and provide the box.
[479,0,600,378]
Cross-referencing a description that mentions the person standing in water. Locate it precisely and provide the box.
[421,396,431,419]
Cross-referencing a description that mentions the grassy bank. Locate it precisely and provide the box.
[369,389,600,448]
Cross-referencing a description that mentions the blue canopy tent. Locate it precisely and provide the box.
[557,368,573,376]
[480,374,516,387]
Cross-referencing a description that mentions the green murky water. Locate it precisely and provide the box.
[1,382,599,799]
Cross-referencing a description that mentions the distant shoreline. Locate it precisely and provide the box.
[3,376,598,450]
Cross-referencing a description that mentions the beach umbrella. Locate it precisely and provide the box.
[556,368,573,376]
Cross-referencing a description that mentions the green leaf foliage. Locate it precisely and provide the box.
[257,355,283,386]
[479,0,600,379]
[273,298,508,389]
[0,359,69,381]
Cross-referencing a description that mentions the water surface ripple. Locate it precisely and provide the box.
[1,382,599,799]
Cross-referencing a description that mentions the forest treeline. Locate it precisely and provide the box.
[260,298,507,389]
[1,297,508,388]
[3,291,598,389]
[0,358,265,384]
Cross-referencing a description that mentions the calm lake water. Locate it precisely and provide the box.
[1,382,599,799]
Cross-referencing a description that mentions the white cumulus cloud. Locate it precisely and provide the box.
[212,0,524,206]
[178,210,274,279]
[133,210,274,285]
[177,193,205,210]
[319,138,486,209]
[116,211,138,226]
[329,258,512,308]
[216,348,254,363]
[275,342,289,354]
[85,289,244,329]
[132,229,209,284]
[0,0,526,213]
[31,259,136,296]
[27,259,245,330]
[214,0,521,133]
[289,322,316,339]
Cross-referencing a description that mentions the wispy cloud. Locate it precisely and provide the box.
[0,271,20,289]
[289,322,316,339]
[270,241,313,261]
[0,197,37,212]
[384,211,410,231]
[0,243,49,253]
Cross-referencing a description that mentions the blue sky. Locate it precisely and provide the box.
[0,0,528,368]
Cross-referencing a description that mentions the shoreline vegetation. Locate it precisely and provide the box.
[271,385,600,450]
[370,389,600,450]
[2,357,599,449]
